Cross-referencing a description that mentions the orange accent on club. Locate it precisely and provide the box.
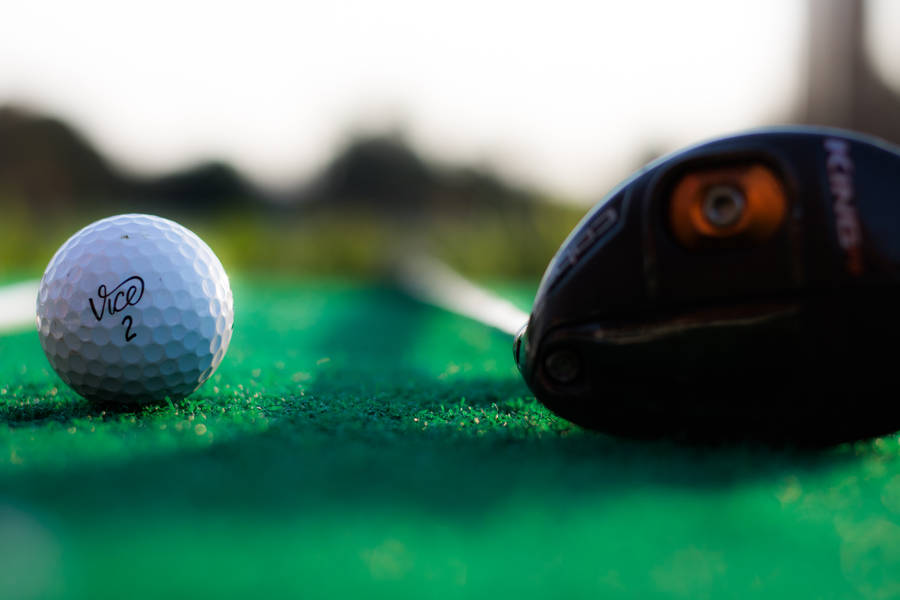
[669,164,788,249]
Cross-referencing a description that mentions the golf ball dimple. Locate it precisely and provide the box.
[36,214,234,404]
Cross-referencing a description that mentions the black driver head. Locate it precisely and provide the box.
[515,127,900,443]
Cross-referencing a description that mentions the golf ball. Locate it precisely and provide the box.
[36,214,234,404]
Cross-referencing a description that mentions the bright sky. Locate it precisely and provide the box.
[0,0,894,200]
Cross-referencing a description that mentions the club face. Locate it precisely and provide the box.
[518,127,900,443]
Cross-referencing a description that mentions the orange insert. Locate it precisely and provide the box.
[669,164,787,249]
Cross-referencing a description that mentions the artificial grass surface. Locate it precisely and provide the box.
[1,278,900,599]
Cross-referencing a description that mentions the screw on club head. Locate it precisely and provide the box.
[544,349,580,384]
[703,185,746,228]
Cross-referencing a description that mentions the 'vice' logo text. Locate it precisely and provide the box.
[88,276,145,342]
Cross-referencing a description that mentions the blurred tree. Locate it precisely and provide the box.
[133,161,258,212]
[0,106,126,212]
[302,133,541,217]
[803,0,900,144]
[0,105,259,216]
[305,133,436,213]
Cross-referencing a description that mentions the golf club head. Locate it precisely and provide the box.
[515,127,900,443]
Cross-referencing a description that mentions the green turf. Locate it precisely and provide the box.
[2,279,899,599]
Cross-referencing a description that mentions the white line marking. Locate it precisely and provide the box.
[396,256,529,336]
[0,280,38,334]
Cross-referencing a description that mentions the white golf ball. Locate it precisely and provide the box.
[36,214,234,404]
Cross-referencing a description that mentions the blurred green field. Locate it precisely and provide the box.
[0,201,586,281]
[2,278,900,599]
